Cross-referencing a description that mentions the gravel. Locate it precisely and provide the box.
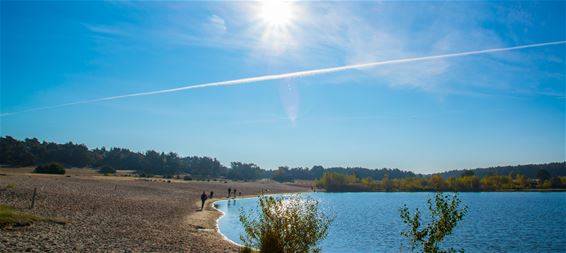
[0,171,310,252]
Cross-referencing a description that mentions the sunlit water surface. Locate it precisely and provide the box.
[215,192,566,253]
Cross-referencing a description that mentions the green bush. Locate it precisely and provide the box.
[183,175,192,181]
[33,163,65,175]
[97,166,116,174]
[239,194,333,253]
[399,192,468,253]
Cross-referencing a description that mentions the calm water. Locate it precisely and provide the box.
[215,192,566,253]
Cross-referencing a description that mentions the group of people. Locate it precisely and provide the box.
[199,187,242,211]
[227,187,241,198]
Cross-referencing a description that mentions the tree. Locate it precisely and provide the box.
[537,169,551,182]
[515,175,527,188]
[228,162,262,181]
[550,177,562,188]
[399,192,467,253]
[33,163,65,175]
[542,180,552,189]
[429,174,445,190]
[460,170,474,177]
[381,174,392,191]
[361,177,376,189]
[239,194,333,253]
[310,165,325,179]
[272,166,290,182]
[98,165,116,174]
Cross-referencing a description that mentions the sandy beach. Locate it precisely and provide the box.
[0,168,310,252]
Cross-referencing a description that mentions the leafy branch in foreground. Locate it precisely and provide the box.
[239,194,333,253]
[399,192,468,253]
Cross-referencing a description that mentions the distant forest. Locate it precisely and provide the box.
[438,163,566,179]
[1,136,564,182]
[0,136,414,181]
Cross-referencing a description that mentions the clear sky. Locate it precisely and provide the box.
[1,1,565,174]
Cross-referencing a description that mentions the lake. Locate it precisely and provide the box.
[215,192,566,253]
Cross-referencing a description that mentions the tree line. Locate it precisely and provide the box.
[0,136,265,180]
[0,136,415,181]
[1,136,564,185]
[439,162,566,179]
[316,168,566,192]
[272,165,417,182]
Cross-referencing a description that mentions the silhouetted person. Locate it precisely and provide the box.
[210,191,214,199]
[228,187,231,198]
[238,192,241,197]
[233,188,237,198]
[200,191,208,211]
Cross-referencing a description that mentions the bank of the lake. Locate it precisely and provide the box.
[0,168,310,252]
[216,192,566,253]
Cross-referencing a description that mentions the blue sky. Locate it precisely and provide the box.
[1,1,564,173]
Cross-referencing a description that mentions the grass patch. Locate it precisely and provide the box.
[0,204,66,229]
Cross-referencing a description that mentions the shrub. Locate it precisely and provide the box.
[97,166,116,174]
[138,173,154,178]
[0,204,66,228]
[33,163,65,175]
[550,177,562,188]
[239,194,333,253]
[183,175,192,181]
[399,192,468,253]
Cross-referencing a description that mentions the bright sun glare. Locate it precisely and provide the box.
[259,0,294,26]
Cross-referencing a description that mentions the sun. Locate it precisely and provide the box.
[259,0,294,27]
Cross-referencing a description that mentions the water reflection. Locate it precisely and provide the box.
[226,199,237,207]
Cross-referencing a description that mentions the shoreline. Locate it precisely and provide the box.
[0,168,312,252]
[189,195,258,249]
[211,198,250,248]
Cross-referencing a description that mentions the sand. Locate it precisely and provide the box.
[0,168,310,252]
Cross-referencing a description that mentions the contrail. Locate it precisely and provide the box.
[2,40,565,117]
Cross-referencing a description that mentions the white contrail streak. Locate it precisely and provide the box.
[2,40,565,117]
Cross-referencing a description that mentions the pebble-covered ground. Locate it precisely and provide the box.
[0,168,310,252]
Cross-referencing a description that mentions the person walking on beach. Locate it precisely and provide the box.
[209,191,214,199]
[200,191,208,211]
[233,188,237,198]
[228,187,231,198]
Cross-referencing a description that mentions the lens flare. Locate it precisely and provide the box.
[259,0,294,27]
